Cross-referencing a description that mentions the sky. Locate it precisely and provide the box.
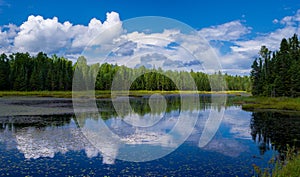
[1,0,300,75]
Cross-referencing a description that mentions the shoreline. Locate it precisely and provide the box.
[2,92,300,116]
[229,96,300,112]
[0,90,250,98]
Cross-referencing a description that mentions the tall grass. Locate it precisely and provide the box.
[230,96,300,111]
[253,145,300,177]
[0,90,249,98]
[0,91,73,98]
[272,155,300,177]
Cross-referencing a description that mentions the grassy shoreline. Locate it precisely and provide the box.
[273,155,300,177]
[0,90,249,98]
[229,96,300,112]
[1,90,300,112]
[255,146,300,177]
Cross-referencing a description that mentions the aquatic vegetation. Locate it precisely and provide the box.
[253,145,300,177]
[229,96,300,112]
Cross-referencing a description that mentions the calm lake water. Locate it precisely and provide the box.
[0,95,299,176]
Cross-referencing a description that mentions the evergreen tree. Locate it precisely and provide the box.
[0,51,252,92]
[0,54,10,90]
[250,34,300,97]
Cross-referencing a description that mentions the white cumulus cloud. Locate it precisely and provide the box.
[207,9,300,74]
[198,20,251,41]
[10,11,122,57]
[1,9,300,75]
[14,15,73,53]
[0,24,18,53]
[72,12,122,49]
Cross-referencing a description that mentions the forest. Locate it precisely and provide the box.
[0,52,251,92]
[251,34,300,97]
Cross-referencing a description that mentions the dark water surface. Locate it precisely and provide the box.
[0,96,299,176]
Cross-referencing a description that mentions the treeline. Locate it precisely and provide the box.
[78,58,251,91]
[0,52,251,91]
[0,52,73,91]
[251,34,300,97]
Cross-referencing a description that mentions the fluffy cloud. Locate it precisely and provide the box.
[2,10,300,74]
[233,25,300,54]
[14,15,74,53]
[4,12,122,56]
[198,20,251,41]
[273,19,279,24]
[280,10,300,25]
[209,9,300,74]
[72,12,122,49]
[0,24,18,53]
[0,29,10,50]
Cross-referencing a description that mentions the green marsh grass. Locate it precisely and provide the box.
[0,90,249,98]
[254,146,300,177]
[229,96,300,112]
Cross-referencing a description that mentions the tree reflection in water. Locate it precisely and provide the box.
[250,111,300,158]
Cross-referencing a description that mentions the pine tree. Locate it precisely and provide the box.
[0,54,10,90]
[251,59,262,96]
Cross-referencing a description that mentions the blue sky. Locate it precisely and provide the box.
[1,0,299,32]
[1,0,300,74]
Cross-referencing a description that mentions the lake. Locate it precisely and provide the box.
[0,95,299,176]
